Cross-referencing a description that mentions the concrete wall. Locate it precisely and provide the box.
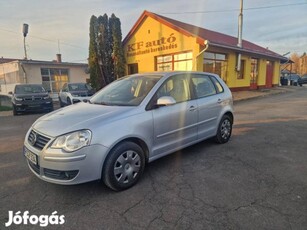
[0,61,89,95]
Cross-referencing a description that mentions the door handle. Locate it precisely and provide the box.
[189,106,197,111]
[217,99,222,104]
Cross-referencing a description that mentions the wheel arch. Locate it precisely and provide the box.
[224,111,234,123]
[102,137,150,169]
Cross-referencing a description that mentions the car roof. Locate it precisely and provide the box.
[129,71,220,78]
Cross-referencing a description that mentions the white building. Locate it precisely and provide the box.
[0,56,89,99]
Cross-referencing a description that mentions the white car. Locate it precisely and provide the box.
[58,83,95,106]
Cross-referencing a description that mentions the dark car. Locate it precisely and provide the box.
[282,74,301,86]
[58,83,95,106]
[10,84,53,115]
[298,75,307,86]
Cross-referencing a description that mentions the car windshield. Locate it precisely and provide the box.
[15,85,46,94]
[68,83,92,91]
[90,75,161,106]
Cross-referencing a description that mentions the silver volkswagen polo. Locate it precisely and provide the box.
[24,72,234,191]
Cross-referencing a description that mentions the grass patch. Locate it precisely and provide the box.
[0,105,12,111]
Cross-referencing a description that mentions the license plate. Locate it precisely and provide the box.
[24,147,37,165]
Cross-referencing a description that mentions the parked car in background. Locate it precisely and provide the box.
[10,84,53,116]
[282,74,301,86]
[298,74,307,86]
[24,72,234,191]
[58,83,95,106]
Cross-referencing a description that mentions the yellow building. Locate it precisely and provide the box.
[123,11,287,91]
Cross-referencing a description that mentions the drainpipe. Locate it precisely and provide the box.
[20,62,27,83]
[195,40,209,71]
[236,0,243,72]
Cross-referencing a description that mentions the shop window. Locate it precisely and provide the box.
[156,51,193,71]
[203,52,227,82]
[41,68,69,92]
[250,58,258,84]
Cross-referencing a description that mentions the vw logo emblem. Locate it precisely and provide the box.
[29,133,37,146]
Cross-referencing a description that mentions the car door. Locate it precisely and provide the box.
[151,74,198,157]
[191,74,224,140]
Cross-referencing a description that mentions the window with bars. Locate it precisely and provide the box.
[203,52,228,82]
[156,51,193,71]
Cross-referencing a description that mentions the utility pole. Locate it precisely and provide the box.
[236,0,243,72]
[23,23,29,60]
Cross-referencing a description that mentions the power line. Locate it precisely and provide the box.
[0,27,87,50]
[160,2,307,15]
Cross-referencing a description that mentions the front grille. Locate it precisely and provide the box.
[24,97,43,101]
[44,168,79,180]
[28,130,51,150]
[28,160,40,174]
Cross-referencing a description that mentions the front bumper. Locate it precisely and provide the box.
[14,101,53,112]
[24,130,109,185]
[71,96,92,104]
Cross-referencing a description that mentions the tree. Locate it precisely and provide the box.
[88,13,125,88]
[290,53,300,74]
[97,14,113,85]
[109,14,126,79]
[88,15,101,90]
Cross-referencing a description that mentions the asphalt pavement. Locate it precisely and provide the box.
[0,86,306,229]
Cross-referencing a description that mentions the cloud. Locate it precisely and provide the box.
[0,0,306,61]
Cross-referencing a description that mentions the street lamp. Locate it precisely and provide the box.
[22,23,29,60]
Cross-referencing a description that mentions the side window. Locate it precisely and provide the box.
[156,75,191,103]
[210,76,224,93]
[192,75,217,98]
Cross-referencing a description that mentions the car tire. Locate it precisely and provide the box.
[215,114,233,144]
[102,141,145,191]
[67,97,72,105]
[12,105,18,116]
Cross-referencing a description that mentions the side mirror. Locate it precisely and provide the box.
[8,91,13,95]
[156,96,176,107]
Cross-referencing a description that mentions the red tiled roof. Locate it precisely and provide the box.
[124,11,287,61]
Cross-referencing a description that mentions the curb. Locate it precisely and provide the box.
[233,87,297,103]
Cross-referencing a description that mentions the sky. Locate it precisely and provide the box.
[0,0,306,63]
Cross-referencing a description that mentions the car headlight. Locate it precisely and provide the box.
[51,130,92,152]
[43,95,50,100]
[71,93,80,97]
[14,96,23,101]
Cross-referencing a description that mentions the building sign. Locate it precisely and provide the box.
[127,33,178,57]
